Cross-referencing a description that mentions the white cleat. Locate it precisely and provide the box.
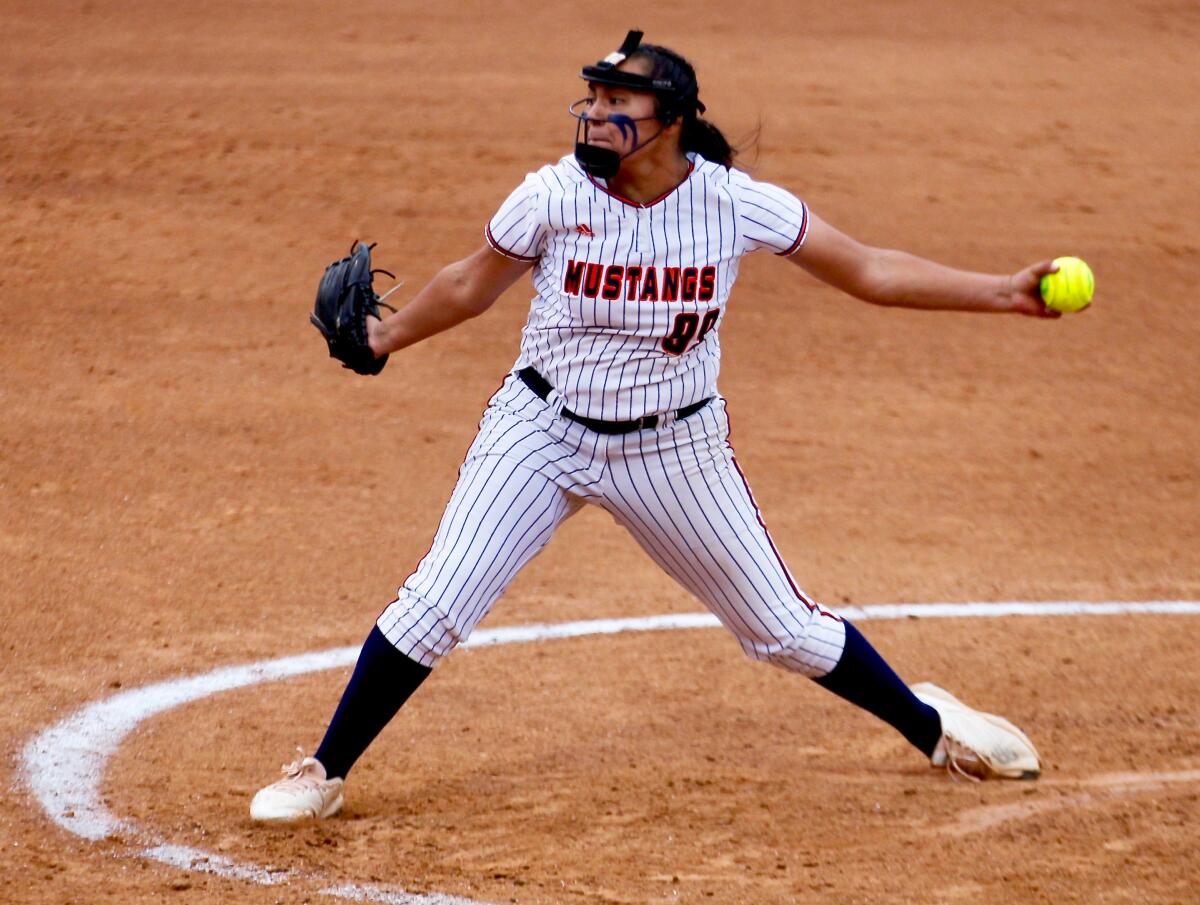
[911,682,1041,781]
[250,750,345,822]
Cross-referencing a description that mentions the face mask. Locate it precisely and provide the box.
[569,101,665,179]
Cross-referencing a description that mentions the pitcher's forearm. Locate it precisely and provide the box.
[793,214,1049,316]
[369,262,492,356]
[864,249,1011,312]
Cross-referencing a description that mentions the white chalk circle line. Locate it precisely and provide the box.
[21,600,1200,904]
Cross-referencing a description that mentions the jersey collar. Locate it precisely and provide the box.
[586,157,696,209]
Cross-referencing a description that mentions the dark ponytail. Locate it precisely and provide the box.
[629,44,737,169]
[680,116,736,169]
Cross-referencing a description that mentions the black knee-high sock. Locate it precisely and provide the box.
[314,626,432,780]
[813,620,942,757]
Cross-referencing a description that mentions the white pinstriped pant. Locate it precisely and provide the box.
[377,373,847,675]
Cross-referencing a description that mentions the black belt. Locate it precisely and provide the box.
[517,367,711,434]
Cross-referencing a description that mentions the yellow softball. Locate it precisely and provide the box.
[1040,256,1095,313]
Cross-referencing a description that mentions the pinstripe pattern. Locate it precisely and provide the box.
[378,375,846,674]
[484,154,810,422]
[382,155,837,672]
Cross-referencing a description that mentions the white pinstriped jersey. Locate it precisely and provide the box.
[485,152,810,421]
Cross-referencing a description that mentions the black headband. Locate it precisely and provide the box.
[580,29,706,115]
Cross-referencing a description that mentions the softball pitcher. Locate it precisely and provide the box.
[253,30,1054,822]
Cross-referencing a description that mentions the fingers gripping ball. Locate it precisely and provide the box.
[310,241,396,375]
[1040,256,1095,313]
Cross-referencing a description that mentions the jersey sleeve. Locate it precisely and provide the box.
[485,175,547,262]
[730,172,810,257]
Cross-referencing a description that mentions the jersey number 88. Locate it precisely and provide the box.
[662,308,720,355]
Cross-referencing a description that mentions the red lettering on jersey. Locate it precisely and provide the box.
[623,266,643,300]
[563,262,716,304]
[639,267,659,301]
[681,267,698,301]
[699,266,716,302]
[601,265,624,300]
[661,267,680,301]
[583,263,604,298]
[563,259,585,295]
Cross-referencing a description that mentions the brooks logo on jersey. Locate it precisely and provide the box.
[563,260,717,303]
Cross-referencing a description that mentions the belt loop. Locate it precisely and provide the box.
[545,385,568,417]
[656,410,675,430]
[519,366,568,417]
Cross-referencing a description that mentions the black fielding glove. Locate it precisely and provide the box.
[309,241,395,376]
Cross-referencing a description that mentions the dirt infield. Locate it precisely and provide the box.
[3,1,1198,903]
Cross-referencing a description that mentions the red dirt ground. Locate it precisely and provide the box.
[2,1,1198,903]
